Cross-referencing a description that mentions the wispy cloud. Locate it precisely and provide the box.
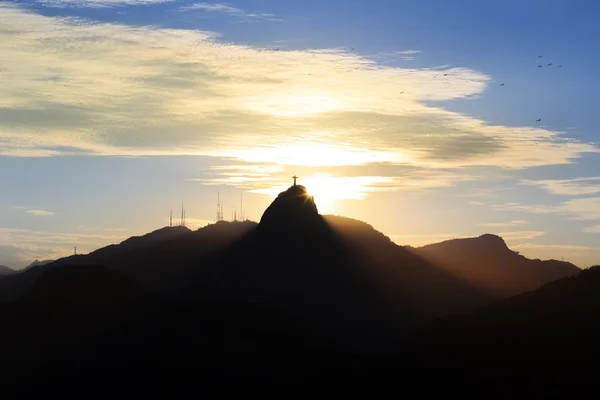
[521,177,600,196]
[480,220,529,228]
[25,209,56,216]
[584,225,600,233]
[397,50,422,55]
[0,227,129,268]
[181,2,283,22]
[396,49,422,60]
[37,0,174,8]
[497,230,545,240]
[498,198,600,221]
[390,233,467,247]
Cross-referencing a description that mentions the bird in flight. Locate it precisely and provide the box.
[547,63,552,66]
[443,73,448,76]
[500,83,505,86]
[536,119,541,122]
[538,55,543,58]
[557,65,562,68]
[400,91,404,94]
[537,65,543,68]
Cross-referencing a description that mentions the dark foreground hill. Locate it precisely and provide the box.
[365,265,600,395]
[413,234,580,297]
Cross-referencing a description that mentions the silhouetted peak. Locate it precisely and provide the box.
[0,265,14,276]
[477,233,509,249]
[259,185,320,229]
[422,233,510,253]
[25,259,54,270]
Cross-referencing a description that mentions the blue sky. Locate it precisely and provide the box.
[1,0,600,268]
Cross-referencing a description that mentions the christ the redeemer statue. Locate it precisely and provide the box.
[292,175,298,186]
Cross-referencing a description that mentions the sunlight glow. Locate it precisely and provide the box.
[252,173,392,213]
[244,92,344,117]
[222,140,406,167]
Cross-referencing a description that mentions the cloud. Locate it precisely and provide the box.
[397,50,422,55]
[37,0,174,8]
[0,2,597,187]
[496,230,545,240]
[181,2,282,21]
[396,50,422,60]
[0,227,129,268]
[498,198,600,221]
[25,209,56,216]
[584,225,600,233]
[521,177,600,196]
[390,233,467,247]
[480,220,529,228]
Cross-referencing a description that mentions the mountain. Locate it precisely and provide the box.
[0,185,495,394]
[0,185,588,394]
[175,186,492,351]
[379,265,600,393]
[0,265,14,276]
[412,234,580,297]
[25,259,54,270]
[0,222,256,303]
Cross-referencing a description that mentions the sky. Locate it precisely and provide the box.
[1,0,600,269]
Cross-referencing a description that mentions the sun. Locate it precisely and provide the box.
[301,173,391,214]
[251,173,390,214]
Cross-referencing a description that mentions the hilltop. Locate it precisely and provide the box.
[413,234,580,297]
[0,265,14,277]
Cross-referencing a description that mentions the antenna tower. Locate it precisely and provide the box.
[216,192,222,221]
[180,202,184,227]
[240,193,244,221]
[169,209,173,227]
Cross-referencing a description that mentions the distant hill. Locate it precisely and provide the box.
[412,234,580,297]
[25,259,54,270]
[0,222,255,303]
[0,265,14,277]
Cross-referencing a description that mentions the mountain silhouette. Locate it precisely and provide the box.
[372,264,600,395]
[0,185,590,395]
[0,221,255,303]
[25,259,55,270]
[413,234,580,297]
[0,265,14,276]
[175,185,492,351]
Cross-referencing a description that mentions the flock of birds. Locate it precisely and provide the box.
[470,54,563,124]
[269,45,562,125]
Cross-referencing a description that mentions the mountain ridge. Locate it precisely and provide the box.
[413,233,580,297]
[0,185,593,394]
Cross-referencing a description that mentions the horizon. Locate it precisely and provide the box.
[2,1,600,269]
[1,185,586,270]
